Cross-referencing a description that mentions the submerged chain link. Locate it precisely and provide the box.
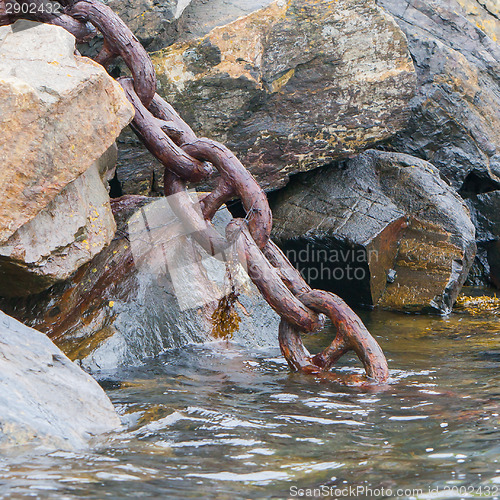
[5,0,389,383]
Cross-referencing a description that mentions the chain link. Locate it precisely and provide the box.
[6,0,389,384]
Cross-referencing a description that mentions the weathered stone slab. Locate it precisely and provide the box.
[0,161,117,297]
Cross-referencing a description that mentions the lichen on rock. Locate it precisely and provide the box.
[121,0,417,192]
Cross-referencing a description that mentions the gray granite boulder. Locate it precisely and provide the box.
[0,311,120,452]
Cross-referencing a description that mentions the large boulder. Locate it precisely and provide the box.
[1,196,279,373]
[117,0,415,194]
[376,0,500,192]
[0,20,134,295]
[270,150,476,313]
[0,311,120,452]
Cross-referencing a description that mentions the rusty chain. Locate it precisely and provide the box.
[4,0,389,384]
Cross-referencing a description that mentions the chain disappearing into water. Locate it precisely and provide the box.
[2,0,389,383]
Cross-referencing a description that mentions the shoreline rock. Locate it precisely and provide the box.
[0,310,120,452]
[0,20,134,296]
[0,20,133,243]
[116,0,416,194]
[1,196,280,373]
[270,150,476,313]
[376,0,500,192]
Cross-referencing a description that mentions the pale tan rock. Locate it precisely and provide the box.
[0,161,117,297]
[0,20,134,246]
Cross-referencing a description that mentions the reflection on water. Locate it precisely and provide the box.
[0,307,499,499]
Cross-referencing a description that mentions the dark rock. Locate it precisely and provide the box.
[117,0,416,193]
[114,127,164,197]
[80,0,188,53]
[0,310,120,452]
[1,196,279,373]
[376,0,500,192]
[466,191,500,287]
[488,240,500,288]
[270,150,476,313]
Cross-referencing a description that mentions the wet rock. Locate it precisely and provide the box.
[0,21,133,295]
[270,150,476,313]
[466,191,500,287]
[376,0,500,191]
[0,310,120,452]
[1,196,279,373]
[137,0,416,192]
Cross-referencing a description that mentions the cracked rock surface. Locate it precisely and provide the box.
[117,0,416,193]
[0,21,133,296]
[270,150,476,313]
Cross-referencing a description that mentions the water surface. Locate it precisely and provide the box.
[1,304,499,499]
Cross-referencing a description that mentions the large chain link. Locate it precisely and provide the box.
[5,0,389,384]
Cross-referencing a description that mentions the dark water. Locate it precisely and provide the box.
[1,306,499,499]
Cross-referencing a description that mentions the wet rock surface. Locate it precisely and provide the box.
[0,310,120,452]
[1,196,279,373]
[118,0,415,194]
[270,150,476,313]
[376,0,500,191]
